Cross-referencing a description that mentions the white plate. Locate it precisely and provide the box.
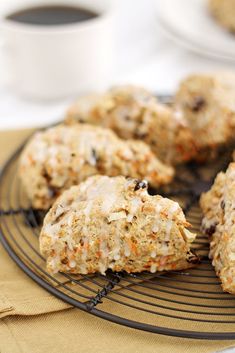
[156,0,235,62]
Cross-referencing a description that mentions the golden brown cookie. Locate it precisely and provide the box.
[19,123,174,209]
[200,162,235,294]
[40,175,198,274]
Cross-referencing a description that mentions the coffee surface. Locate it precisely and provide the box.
[6,5,98,26]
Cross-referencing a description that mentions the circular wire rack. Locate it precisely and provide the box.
[1,96,235,340]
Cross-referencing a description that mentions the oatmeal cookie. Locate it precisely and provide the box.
[40,175,198,274]
[65,85,197,165]
[175,73,235,161]
[200,162,235,294]
[209,0,235,33]
[19,124,174,209]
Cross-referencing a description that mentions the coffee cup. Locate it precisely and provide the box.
[0,0,114,100]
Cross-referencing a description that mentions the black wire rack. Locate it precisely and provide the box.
[1,97,235,340]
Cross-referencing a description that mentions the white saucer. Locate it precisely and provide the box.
[156,0,235,62]
[0,87,72,130]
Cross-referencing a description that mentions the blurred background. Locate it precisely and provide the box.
[0,0,234,129]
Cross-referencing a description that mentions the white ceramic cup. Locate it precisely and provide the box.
[0,0,114,100]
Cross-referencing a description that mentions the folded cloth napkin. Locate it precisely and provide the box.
[0,237,71,318]
[0,129,235,353]
[0,129,71,319]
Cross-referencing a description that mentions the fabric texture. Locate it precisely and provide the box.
[0,129,235,353]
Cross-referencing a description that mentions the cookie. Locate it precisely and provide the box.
[200,163,235,294]
[40,175,198,274]
[19,124,174,209]
[209,0,235,33]
[175,73,235,161]
[65,85,197,165]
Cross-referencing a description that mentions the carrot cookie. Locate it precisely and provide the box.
[19,124,174,209]
[209,0,235,33]
[200,163,235,294]
[175,73,235,161]
[40,175,199,274]
[65,85,197,165]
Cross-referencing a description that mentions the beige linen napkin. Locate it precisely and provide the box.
[0,129,71,318]
[1,129,235,353]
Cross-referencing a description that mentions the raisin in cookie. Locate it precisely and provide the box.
[40,175,198,274]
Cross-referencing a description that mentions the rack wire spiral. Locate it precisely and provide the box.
[1,96,235,340]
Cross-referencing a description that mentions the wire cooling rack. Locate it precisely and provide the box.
[1,97,235,340]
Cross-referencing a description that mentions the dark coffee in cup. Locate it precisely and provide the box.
[6,5,98,26]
